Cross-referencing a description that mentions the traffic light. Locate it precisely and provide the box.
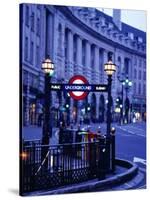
[65,103,70,109]
[87,103,91,112]
[87,106,90,111]
[116,97,122,107]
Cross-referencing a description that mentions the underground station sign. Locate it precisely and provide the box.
[50,75,108,100]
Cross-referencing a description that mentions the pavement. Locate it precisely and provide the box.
[23,158,145,196]
[22,121,146,194]
[22,121,146,141]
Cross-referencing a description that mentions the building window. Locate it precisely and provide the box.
[30,41,34,64]
[36,46,39,67]
[134,82,136,94]
[108,52,113,61]
[36,18,40,36]
[25,5,29,26]
[91,45,95,68]
[129,32,134,40]
[23,70,28,85]
[65,29,68,60]
[143,71,146,81]
[82,40,86,65]
[138,83,141,94]
[143,84,146,95]
[25,37,28,61]
[144,60,146,68]
[99,49,103,72]
[138,70,141,80]
[57,24,62,56]
[134,69,137,79]
[37,4,41,10]
[73,35,77,63]
[139,59,142,68]
[138,37,143,43]
[124,58,129,76]
[31,12,35,31]
[134,57,137,65]
[32,75,38,88]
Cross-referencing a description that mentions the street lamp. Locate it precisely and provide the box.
[117,74,132,124]
[104,60,116,172]
[104,60,116,76]
[42,58,54,76]
[41,57,54,166]
[124,78,132,123]
[104,60,116,137]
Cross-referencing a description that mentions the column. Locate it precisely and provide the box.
[112,52,118,96]
[99,49,103,82]
[57,24,65,79]
[46,12,53,58]
[61,25,65,58]
[85,41,91,80]
[67,30,74,77]
[128,59,132,80]
[94,46,99,83]
[85,41,91,68]
[103,49,108,83]
[121,56,125,74]
[76,36,82,73]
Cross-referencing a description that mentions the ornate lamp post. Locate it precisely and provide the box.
[123,78,132,123]
[104,60,116,171]
[117,74,125,125]
[117,74,132,124]
[41,57,54,147]
[104,60,116,138]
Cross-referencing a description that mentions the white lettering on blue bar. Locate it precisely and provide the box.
[65,85,91,91]
[51,85,61,89]
[96,86,107,91]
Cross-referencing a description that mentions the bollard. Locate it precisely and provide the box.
[111,127,116,172]
[98,137,106,180]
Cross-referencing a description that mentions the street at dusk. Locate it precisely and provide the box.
[20,3,146,196]
[22,121,146,192]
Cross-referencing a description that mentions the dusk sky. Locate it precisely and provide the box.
[98,8,147,32]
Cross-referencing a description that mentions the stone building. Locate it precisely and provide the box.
[20,4,146,126]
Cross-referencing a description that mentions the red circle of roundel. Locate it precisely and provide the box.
[68,75,89,100]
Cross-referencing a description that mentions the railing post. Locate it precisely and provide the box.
[31,143,36,191]
[111,133,116,172]
[98,138,106,180]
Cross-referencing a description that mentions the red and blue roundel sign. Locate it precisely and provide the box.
[68,75,89,100]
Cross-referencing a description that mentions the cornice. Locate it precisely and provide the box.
[56,6,146,58]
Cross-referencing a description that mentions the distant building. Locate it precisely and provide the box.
[20,4,146,126]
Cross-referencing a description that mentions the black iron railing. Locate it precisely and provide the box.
[21,140,110,193]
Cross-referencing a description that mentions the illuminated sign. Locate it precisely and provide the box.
[49,75,108,100]
[68,75,89,100]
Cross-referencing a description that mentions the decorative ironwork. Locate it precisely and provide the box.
[21,140,110,194]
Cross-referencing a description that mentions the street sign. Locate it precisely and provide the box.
[49,75,108,100]
[68,75,89,100]
[50,83,108,92]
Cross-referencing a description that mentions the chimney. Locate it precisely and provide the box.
[113,9,122,30]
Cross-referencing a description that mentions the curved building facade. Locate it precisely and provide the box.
[20,4,146,126]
